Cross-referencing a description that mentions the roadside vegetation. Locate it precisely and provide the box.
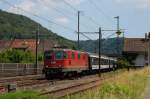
[1,68,150,99]
[0,49,43,63]
[0,90,52,99]
[66,67,150,99]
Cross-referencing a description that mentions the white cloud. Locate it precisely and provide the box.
[7,0,86,15]
[114,0,150,9]
[55,17,69,24]
[7,0,61,15]
[7,0,41,15]
[137,0,150,8]
[64,0,85,5]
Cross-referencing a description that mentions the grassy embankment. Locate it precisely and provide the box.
[0,90,52,99]
[1,68,150,99]
[65,67,150,99]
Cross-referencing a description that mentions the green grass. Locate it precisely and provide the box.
[2,68,150,99]
[0,90,52,99]
[66,67,150,99]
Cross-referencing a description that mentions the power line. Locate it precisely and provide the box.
[87,0,113,22]
[41,0,95,30]
[83,13,100,26]
[39,0,76,22]
[2,0,94,40]
[2,0,75,32]
[102,33,116,45]
[80,33,93,40]
[62,0,101,27]
[62,0,77,11]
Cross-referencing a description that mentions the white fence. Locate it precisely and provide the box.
[0,63,43,77]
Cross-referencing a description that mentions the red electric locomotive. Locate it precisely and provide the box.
[43,48,89,79]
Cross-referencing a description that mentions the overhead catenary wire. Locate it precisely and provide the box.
[62,0,102,27]
[62,0,115,39]
[2,0,116,42]
[41,0,95,30]
[39,0,76,22]
[62,0,77,11]
[87,0,113,23]
[2,0,75,32]
[1,0,94,40]
[41,0,114,39]
[80,33,93,40]
[102,33,116,45]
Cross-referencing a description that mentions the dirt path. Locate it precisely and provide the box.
[143,83,150,99]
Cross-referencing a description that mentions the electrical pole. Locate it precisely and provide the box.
[145,33,150,66]
[148,38,150,66]
[79,28,121,75]
[116,16,120,32]
[148,33,150,66]
[114,16,121,57]
[35,24,39,74]
[99,27,102,76]
[78,11,80,49]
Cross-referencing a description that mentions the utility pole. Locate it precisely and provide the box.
[79,28,123,75]
[115,16,120,32]
[78,11,80,49]
[114,16,121,57]
[145,33,150,66]
[99,27,102,76]
[35,24,39,74]
[148,36,150,66]
[78,27,102,76]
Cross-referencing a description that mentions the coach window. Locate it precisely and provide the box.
[72,52,75,59]
[63,52,68,59]
[78,53,80,59]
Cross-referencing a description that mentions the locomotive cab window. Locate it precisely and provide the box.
[78,53,80,59]
[72,52,75,59]
[44,51,52,59]
[55,51,63,59]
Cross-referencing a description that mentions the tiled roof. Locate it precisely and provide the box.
[10,39,36,51]
[0,39,55,52]
[0,40,12,51]
[124,38,148,53]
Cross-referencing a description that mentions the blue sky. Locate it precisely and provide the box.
[0,0,150,40]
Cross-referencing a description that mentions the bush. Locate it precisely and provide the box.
[0,49,36,63]
[117,58,130,68]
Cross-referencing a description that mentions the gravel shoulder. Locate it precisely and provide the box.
[143,82,150,99]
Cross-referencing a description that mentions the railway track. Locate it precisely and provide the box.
[0,74,43,84]
[40,78,101,98]
[39,73,116,99]
[0,70,123,98]
[0,74,45,93]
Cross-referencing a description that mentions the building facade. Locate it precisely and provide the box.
[123,38,148,67]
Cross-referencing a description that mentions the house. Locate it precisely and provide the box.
[10,39,36,51]
[123,38,148,67]
[0,40,12,52]
[0,39,56,53]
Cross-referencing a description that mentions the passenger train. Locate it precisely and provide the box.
[43,48,117,79]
